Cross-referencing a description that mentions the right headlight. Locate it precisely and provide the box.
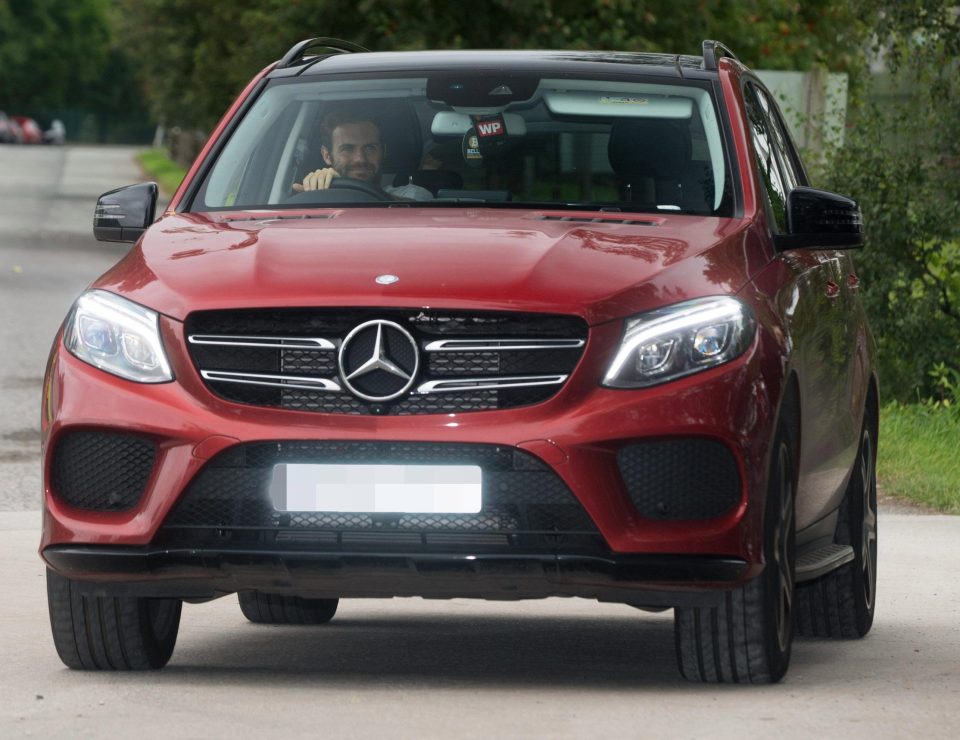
[602,296,755,389]
[63,290,174,383]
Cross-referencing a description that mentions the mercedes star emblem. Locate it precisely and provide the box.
[338,320,419,402]
[375,274,399,285]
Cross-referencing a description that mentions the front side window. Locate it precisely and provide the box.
[192,73,733,216]
[744,83,787,232]
[754,86,805,191]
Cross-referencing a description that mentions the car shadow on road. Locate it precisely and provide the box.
[163,610,702,688]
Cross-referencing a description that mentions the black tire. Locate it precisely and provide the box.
[674,426,797,684]
[796,409,877,638]
[238,591,339,625]
[46,569,181,670]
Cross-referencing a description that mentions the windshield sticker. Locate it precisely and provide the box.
[462,128,483,166]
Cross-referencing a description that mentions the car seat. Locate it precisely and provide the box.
[608,119,712,212]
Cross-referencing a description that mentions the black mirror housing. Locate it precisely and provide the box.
[774,186,864,250]
[93,183,159,243]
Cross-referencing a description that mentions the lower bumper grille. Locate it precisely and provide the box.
[162,441,603,553]
[51,430,156,511]
[617,439,742,520]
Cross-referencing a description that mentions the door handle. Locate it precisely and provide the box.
[825,280,840,298]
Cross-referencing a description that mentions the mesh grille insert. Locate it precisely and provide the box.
[617,439,741,520]
[51,431,156,511]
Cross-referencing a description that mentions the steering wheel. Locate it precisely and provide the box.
[328,177,391,200]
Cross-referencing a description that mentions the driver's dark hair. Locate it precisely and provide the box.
[319,106,383,151]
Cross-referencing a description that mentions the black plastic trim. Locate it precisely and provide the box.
[277,37,369,69]
[43,545,749,606]
[702,40,740,70]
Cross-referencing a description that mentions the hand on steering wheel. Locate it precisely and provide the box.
[299,167,339,191]
[293,168,390,201]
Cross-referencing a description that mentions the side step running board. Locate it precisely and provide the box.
[795,543,855,583]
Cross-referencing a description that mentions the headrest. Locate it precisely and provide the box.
[608,120,691,179]
[375,101,422,175]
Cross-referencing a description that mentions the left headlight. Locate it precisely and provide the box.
[602,296,755,389]
[63,290,174,383]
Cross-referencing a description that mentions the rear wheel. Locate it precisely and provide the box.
[46,569,181,670]
[796,409,877,637]
[238,591,339,625]
[674,427,796,684]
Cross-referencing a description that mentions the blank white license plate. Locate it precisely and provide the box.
[268,463,482,513]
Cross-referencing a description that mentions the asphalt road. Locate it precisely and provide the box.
[1,145,958,738]
[0,144,142,511]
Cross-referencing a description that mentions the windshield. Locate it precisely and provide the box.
[192,72,733,216]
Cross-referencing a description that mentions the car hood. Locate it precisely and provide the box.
[94,208,763,325]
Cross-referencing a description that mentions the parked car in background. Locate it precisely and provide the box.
[0,111,16,143]
[40,39,877,684]
[0,111,23,144]
[11,116,43,144]
[44,119,66,145]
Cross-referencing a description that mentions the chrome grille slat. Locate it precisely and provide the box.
[416,375,567,394]
[200,370,341,392]
[189,335,336,350]
[424,338,584,352]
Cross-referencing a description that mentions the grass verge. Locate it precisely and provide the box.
[878,402,960,513]
[136,149,187,197]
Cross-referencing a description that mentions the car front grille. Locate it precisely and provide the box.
[185,309,587,415]
[159,441,604,554]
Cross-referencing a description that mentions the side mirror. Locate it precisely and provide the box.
[93,182,159,243]
[774,186,864,250]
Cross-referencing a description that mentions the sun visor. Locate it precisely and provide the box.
[543,91,693,119]
[431,111,527,137]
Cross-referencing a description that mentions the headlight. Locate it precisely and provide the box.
[602,297,755,388]
[63,290,173,383]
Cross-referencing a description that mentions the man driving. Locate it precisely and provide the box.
[298,108,432,201]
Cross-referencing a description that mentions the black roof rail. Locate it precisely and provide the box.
[277,38,370,69]
[701,40,740,71]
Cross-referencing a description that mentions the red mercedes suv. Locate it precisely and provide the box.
[41,39,877,683]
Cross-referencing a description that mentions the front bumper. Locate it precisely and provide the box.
[43,545,748,607]
[41,314,782,597]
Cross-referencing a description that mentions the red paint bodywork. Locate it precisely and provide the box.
[39,57,875,596]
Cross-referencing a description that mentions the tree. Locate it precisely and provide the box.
[117,0,868,130]
[817,0,960,399]
[0,0,112,108]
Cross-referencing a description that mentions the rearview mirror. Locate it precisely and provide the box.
[93,182,158,243]
[774,186,864,250]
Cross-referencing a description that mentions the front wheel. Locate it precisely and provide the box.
[674,429,797,684]
[46,569,181,670]
[796,407,877,638]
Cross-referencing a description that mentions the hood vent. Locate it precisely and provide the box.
[534,215,658,226]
